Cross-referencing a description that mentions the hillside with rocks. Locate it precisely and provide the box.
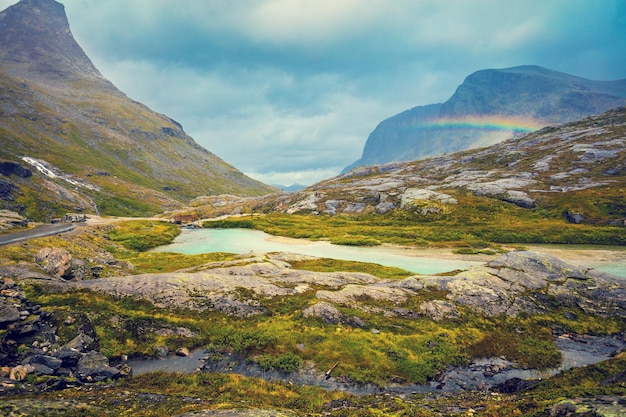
[180,106,626,232]
[0,0,275,221]
[345,66,626,171]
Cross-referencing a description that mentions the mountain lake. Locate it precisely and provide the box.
[151,228,626,278]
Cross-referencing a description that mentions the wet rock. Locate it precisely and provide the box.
[52,348,83,368]
[175,347,191,357]
[76,351,120,382]
[152,345,169,358]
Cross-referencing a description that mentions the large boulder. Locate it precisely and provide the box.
[0,300,20,327]
[76,351,120,382]
[302,302,343,324]
[36,248,73,279]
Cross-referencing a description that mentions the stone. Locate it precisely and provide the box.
[565,210,585,224]
[76,351,120,382]
[302,302,343,324]
[35,247,73,279]
[9,364,35,381]
[0,161,32,178]
[375,201,396,214]
[419,300,460,321]
[175,347,191,357]
[400,188,458,209]
[53,348,83,368]
[152,345,169,357]
[64,332,98,352]
[0,300,20,327]
[24,354,62,370]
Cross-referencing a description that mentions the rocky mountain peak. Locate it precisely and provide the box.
[0,0,102,81]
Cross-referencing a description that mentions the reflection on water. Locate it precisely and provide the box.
[152,228,483,274]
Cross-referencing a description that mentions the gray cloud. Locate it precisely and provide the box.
[1,0,624,185]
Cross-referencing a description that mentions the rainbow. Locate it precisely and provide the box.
[419,115,545,133]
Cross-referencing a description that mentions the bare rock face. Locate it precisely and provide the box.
[419,300,460,321]
[400,188,458,216]
[50,251,626,322]
[36,247,72,279]
[302,302,343,324]
[0,210,28,231]
[0,299,20,326]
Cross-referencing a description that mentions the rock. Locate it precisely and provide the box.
[0,161,32,178]
[64,332,98,353]
[53,348,83,368]
[9,364,35,381]
[549,400,577,416]
[400,188,459,209]
[375,201,396,214]
[565,210,585,224]
[31,363,54,375]
[35,248,73,279]
[0,210,28,232]
[502,190,536,208]
[0,300,20,327]
[302,302,343,324]
[152,345,169,357]
[175,347,191,357]
[420,300,460,321]
[495,377,538,393]
[64,213,87,223]
[76,351,120,382]
[24,354,62,370]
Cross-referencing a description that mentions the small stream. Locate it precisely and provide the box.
[125,334,626,394]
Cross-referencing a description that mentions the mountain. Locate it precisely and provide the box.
[0,0,275,220]
[187,106,626,229]
[345,66,626,171]
[272,183,307,192]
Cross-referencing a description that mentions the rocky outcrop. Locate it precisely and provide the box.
[0,161,32,178]
[36,248,73,279]
[212,106,625,223]
[0,276,128,391]
[37,251,625,323]
[0,210,27,231]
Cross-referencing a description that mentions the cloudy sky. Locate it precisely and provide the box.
[3,0,625,186]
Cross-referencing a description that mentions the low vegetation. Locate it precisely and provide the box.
[204,197,626,247]
[3,217,626,416]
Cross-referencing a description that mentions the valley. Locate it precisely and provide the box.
[1,0,625,416]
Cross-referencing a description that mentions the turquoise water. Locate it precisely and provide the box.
[152,228,483,274]
[152,229,626,277]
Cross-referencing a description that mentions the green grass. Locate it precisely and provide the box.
[108,220,181,252]
[203,205,626,247]
[289,258,414,279]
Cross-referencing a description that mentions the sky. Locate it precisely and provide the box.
[2,0,626,186]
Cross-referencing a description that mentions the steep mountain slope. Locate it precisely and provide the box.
[346,66,626,171]
[0,0,274,220]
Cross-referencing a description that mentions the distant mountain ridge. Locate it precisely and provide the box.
[0,0,275,220]
[345,66,626,172]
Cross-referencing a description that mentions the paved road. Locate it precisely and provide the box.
[0,223,75,246]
